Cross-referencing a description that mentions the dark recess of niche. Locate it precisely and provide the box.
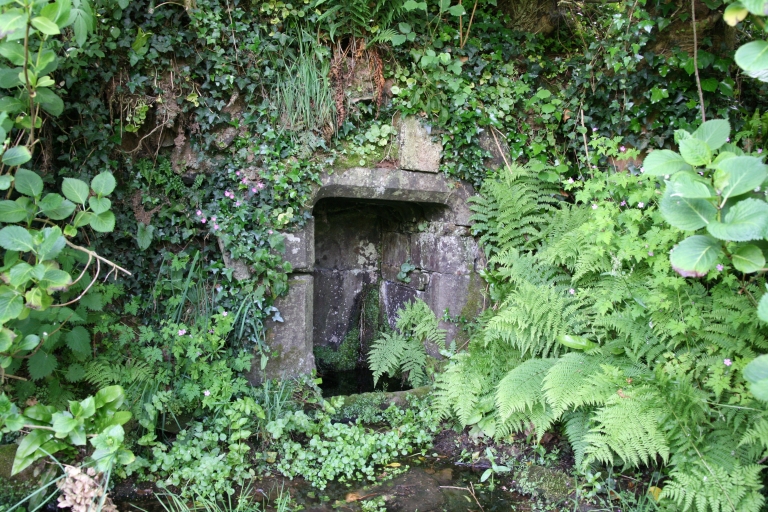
[312,197,445,397]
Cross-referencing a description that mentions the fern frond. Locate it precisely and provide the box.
[542,352,613,417]
[495,358,556,421]
[368,331,408,386]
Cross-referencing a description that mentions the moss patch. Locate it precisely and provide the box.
[334,141,396,171]
[515,464,573,502]
[315,327,360,372]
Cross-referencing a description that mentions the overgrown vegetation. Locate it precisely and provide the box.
[0,0,766,509]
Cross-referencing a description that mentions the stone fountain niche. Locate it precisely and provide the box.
[243,118,489,385]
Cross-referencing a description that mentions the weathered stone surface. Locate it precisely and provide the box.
[398,117,442,173]
[248,274,315,384]
[280,218,314,272]
[445,181,476,227]
[412,234,475,275]
[217,237,251,281]
[381,280,424,329]
[478,128,511,169]
[315,167,453,205]
[425,273,475,348]
[382,232,410,268]
[314,268,377,347]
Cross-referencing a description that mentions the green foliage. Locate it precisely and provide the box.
[267,396,437,489]
[368,298,444,387]
[435,161,768,511]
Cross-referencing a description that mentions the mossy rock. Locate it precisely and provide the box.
[339,385,431,411]
[517,464,573,502]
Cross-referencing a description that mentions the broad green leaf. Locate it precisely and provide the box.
[14,168,42,198]
[137,222,154,250]
[61,178,89,204]
[731,244,765,273]
[18,334,39,351]
[89,211,115,232]
[707,199,768,241]
[556,334,597,350]
[3,146,31,167]
[724,1,749,24]
[34,87,64,117]
[35,49,58,76]
[73,211,92,227]
[40,268,72,293]
[90,172,116,196]
[25,286,52,310]
[24,404,54,422]
[0,175,12,190]
[744,354,768,401]
[38,227,65,260]
[12,429,53,475]
[692,119,730,151]
[40,0,72,27]
[31,16,60,35]
[63,224,76,237]
[759,293,768,323]
[398,22,411,34]
[0,96,26,114]
[95,385,124,409]
[65,363,85,382]
[390,34,407,45]
[0,10,26,38]
[0,286,22,322]
[72,396,95,418]
[0,66,22,88]
[735,41,768,72]
[8,262,36,287]
[714,156,768,203]
[65,326,90,354]
[669,235,722,277]
[88,196,110,214]
[51,412,77,437]
[27,349,57,380]
[0,225,34,251]
[448,4,466,15]
[642,150,693,176]
[679,137,712,166]
[40,193,75,220]
[741,0,768,15]
[0,327,14,351]
[667,172,714,198]
[0,199,27,222]
[0,42,25,66]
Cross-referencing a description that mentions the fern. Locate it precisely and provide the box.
[367,299,444,388]
[661,460,765,512]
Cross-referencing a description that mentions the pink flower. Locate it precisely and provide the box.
[716,264,724,271]
[726,137,730,142]
[178,329,186,336]
[214,224,219,230]
[236,171,241,176]
[567,178,574,184]
[620,200,626,206]
[196,210,202,216]
[222,311,228,317]
[204,390,211,396]
[258,182,265,189]
[235,201,241,207]
[724,358,732,367]
[251,187,257,193]
[648,251,654,256]
[759,148,763,154]
[201,218,207,223]
[241,178,247,184]
[592,204,598,210]
[268,230,273,234]
[592,127,597,132]
[225,190,233,197]
[569,288,575,295]
[620,146,626,152]
[637,202,645,208]
[211,216,217,221]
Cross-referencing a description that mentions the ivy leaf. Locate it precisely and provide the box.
[0,225,34,252]
[707,198,768,241]
[735,41,768,73]
[0,199,28,222]
[61,178,89,204]
[137,222,154,250]
[0,286,22,322]
[66,326,90,355]
[642,150,692,176]
[27,350,57,380]
[679,138,712,166]
[692,119,730,151]
[669,235,722,277]
[713,156,768,203]
[14,168,42,198]
[89,211,115,232]
[90,172,116,196]
[731,244,765,273]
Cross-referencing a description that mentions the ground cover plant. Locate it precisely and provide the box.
[0,0,766,509]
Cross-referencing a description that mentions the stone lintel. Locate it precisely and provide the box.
[314,167,453,206]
